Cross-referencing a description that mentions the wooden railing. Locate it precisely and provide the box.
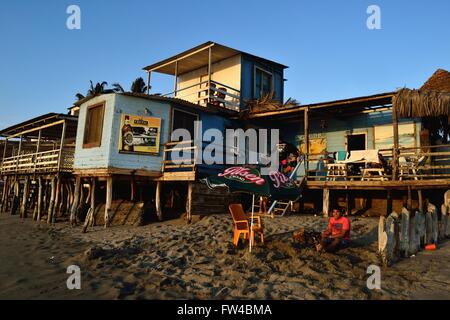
[162,140,197,173]
[0,147,75,175]
[303,144,450,182]
[162,80,240,111]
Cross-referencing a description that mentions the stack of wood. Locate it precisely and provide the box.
[292,228,321,248]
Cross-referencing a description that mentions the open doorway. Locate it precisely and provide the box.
[347,133,367,151]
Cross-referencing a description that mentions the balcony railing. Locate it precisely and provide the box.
[0,147,75,175]
[162,80,240,111]
[304,143,450,182]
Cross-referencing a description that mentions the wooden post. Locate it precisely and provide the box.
[1,138,7,176]
[392,103,399,180]
[0,175,8,213]
[20,175,30,219]
[174,60,178,96]
[304,108,309,175]
[34,130,41,174]
[186,182,193,223]
[323,188,330,217]
[47,176,56,224]
[70,176,81,226]
[10,179,20,215]
[36,177,43,222]
[57,121,66,171]
[407,187,412,211]
[418,190,423,212]
[52,176,61,223]
[386,190,392,216]
[207,46,212,103]
[146,71,151,94]
[130,175,136,202]
[83,178,96,233]
[105,176,113,228]
[155,181,162,221]
[15,136,22,172]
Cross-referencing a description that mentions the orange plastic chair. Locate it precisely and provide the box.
[229,203,264,248]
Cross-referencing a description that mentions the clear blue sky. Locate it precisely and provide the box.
[0,0,449,128]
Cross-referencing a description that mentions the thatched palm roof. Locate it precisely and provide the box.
[393,88,450,117]
[393,69,450,118]
[420,69,450,92]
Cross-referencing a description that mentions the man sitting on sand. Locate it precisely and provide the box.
[316,207,350,253]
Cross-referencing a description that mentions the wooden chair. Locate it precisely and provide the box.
[229,203,264,248]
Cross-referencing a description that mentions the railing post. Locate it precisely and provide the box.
[207,46,212,104]
[1,138,7,174]
[392,103,399,180]
[174,60,178,97]
[34,129,41,175]
[15,135,22,173]
[58,121,67,172]
[304,107,309,177]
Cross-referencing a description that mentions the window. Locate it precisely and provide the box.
[254,67,273,99]
[83,102,105,148]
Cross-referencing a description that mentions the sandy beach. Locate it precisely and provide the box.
[0,212,449,300]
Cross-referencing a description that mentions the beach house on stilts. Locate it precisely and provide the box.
[69,42,288,229]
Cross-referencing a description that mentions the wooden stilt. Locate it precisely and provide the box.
[70,176,81,226]
[418,190,423,212]
[10,179,20,216]
[407,187,412,211]
[82,178,96,233]
[36,177,43,222]
[0,176,8,213]
[155,181,162,221]
[20,175,30,219]
[52,176,61,224]
[322,188,330,216]
[186,182,193,223]
[130,176,136,202]
[105,176,113,228]
[47,176,56,224]
[386,190,392,217]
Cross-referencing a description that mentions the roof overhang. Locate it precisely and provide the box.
[0,113,78,140]
[246,92,396,121]
[143,41,288,76]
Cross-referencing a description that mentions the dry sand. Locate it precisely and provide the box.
[0,212,449,300]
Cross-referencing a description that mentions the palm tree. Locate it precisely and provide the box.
[75,81,109,101]
[112,83,125,93]
[130,77,148,93]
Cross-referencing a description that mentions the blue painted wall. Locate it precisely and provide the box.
[240,54,285,108]
[74,94,171,172]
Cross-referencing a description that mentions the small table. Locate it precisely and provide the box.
[361,168,388,181]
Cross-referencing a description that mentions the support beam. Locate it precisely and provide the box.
[207,47,212,103]
[105,176,113,228]
[34,130,41,174]
[304,107,309,175]
[47,176,56,224]
[173,60,178,96]
[15,136,23,172]
[1,138,7,173]
[20,175,30,219]
[186,182,193,223]
[0,176,8,213]
[323,188,330,217]
[392,102,399,180]
[70,177,81,225]
[10,179,20,216]
[83,178,96,233]
[36,177,43,222]
[53,176,61,223]
[146,71,151,94]
[57,121,67,171]
[155,181,162,221]
[130,175,136,202]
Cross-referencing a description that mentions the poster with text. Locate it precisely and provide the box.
[119,114,161,154]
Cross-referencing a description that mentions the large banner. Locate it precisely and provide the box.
[119,114,161,154]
